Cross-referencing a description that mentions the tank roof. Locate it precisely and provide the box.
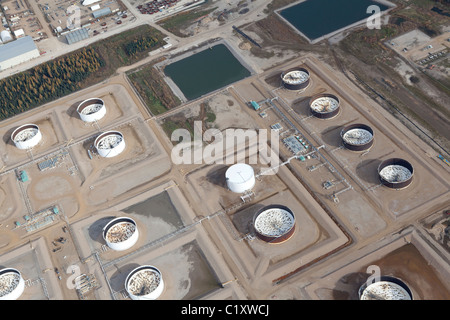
[310,95,339,113]
[361,281,412,300]
[0,269,21,298]
[225,163,254,183]
[126,266,162,297]
[254,205,295,237]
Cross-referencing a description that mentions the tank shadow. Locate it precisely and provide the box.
[206,165,228,190]
[321,125,342,148]
[3,126,18,147]
[231,203,265,234]
[291,97,311,117]
[332,272,369,300]
[356,158,382,185]
[87,216,116,244]
[109,262,141,293]
[66,100,84,120]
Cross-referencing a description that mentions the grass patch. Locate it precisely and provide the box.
[127,62,181,116]
[160,101,217,144]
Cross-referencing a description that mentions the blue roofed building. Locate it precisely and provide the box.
[92,7,111,19]
[0,36,40,71]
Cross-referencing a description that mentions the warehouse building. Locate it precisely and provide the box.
[0,36,40,71]
[65,28,89,45]
[92,7,112,19]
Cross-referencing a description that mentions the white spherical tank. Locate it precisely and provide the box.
[0,268,25,300]
[102,217,139,251]
[94,131,126,158]
[77,98,106,123]
[225,163,256,193]
[11,124,42,150]
[125,266,164,300]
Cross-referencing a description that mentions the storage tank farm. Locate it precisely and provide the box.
[77,98,106,123]
[378,158,414,189]
[309,93,341,119]
[281,68,310,90]
[125,265,164,300]
[0,268,25,300]
[11,124,42,150]
[94,130,126,158]
[358,276,413,300]
[102,217,139,251]
[225,163,256,194]
[340,123,374,152]
[253,204,296,244]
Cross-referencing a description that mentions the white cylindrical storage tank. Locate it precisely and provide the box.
[77,98,106,122]
[0,30,12,43]
[11,124,42,150]
[94,130,126,158]
[102,217,139,251]
[0,268,25,300]
[359,276,413,300]
[125,265,164,300]
[225,163,256,193]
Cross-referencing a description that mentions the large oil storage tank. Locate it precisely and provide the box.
[378,158,414,189]
[281,68,310,90]
[253,204,296,244]
[0,268,25,300]
[358,276,413,300]
[125,265,164,300]
[225,163,256,194]
[11,124,42,150]
[340,123,374,152]
[77,98,106,123]
[94,130,126,158]
[102,217,139,251]
[309,93,340,119]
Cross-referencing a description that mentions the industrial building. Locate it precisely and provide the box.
[65,28,90,45]
[0,36,40,71]
[92,7,112,19]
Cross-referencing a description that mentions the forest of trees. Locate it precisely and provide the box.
[124,35,161,56]
[0,47,104,120]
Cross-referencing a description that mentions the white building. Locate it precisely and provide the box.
[0,36,40,71]
[82,0,100,6]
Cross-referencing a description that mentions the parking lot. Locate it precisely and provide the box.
[1,0,48,42]
[38,0,129,38]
